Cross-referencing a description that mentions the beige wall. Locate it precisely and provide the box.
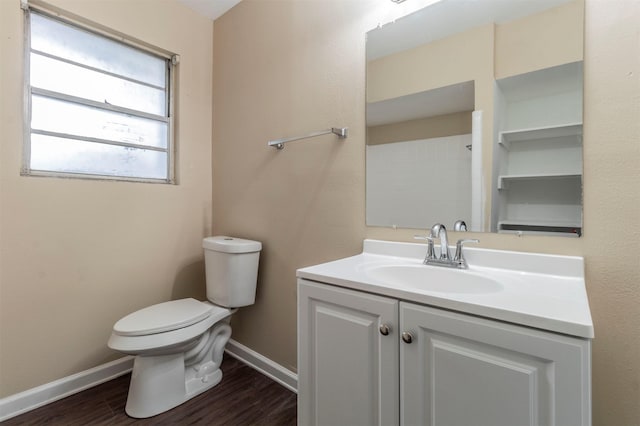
[367,111,472,146]
[495,0,584,79]
[212,0,368,372]
[214,1,639,425]
[366,24,494,104]
[0,0,214,396]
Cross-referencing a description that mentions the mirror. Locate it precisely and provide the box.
[366,0,584,237]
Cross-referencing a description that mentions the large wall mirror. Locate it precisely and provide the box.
[366,0,584,237]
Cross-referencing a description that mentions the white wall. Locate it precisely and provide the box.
[366,135,472,229]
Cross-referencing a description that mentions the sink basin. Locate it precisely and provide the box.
[297,239,593,338]
[364,264,503,294]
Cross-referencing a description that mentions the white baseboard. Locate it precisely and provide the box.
[0,356,134,422]
[225,339,298,393]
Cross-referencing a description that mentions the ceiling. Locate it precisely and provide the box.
[177,0,242,20]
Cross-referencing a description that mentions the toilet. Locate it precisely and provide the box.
[107,236,261,418]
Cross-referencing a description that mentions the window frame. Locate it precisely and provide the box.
[22,3,178,184]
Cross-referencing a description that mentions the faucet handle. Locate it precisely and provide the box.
[453,238,479,266]
[415,235,436,261]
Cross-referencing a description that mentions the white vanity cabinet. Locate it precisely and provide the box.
[401,301,591,426]
[297,279,399,426]
[298,278,591,426]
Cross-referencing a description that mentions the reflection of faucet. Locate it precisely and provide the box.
[423,223,479,268]
[453,220,467,231]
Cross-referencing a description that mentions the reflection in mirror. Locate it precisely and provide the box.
[366,0,584,237]
[367,82,476,230]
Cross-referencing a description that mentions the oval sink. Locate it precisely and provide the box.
[365,264,503,294]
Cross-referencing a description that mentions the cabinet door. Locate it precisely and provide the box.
[400,302,591,426]
[298,279,399,426]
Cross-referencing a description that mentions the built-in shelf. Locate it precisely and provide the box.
[498,217,582,237]
[498,173,581,190]
[498,225,582,237]
[498,217,582,227]
[498,219,582,236]
[492,61,584,236]
[499,122,583,149]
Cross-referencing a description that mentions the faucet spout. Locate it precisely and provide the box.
[430,223,451,260]
[422,223,478,269]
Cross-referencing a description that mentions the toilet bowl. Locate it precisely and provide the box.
[107,236,261,418]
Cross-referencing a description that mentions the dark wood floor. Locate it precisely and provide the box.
[3,356,296,425]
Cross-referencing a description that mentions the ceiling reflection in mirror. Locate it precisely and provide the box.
[366,0,584,237]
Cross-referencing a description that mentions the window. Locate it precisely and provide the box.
[24,9,176,183]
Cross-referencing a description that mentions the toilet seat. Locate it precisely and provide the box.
[108,299,231,355]
[114,298,214,336]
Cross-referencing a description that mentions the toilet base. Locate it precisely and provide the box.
[124,322,231,418]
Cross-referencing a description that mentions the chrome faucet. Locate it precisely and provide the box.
[423,222,479,269]
[430,223,451,261]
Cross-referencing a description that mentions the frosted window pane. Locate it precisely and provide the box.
[31,54,166,116]
[31,134,168,180]
[30,13,166,88]
[31,95,167,149]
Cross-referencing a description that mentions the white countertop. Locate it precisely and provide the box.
[297,239,594,339]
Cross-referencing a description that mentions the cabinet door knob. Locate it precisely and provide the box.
[401,331,414,344]
[379,324,391,336]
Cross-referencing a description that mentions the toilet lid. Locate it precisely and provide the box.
[113,298,214,336]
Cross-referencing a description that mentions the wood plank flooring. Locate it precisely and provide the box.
[3,356,297,425]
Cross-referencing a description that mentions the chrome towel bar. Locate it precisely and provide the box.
[268,127,348,150]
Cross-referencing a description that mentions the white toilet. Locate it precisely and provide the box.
[107,236,261,418]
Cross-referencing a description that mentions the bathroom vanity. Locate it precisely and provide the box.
[297,240,593,426]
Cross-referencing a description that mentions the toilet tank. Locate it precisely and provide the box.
[202,236,262,308]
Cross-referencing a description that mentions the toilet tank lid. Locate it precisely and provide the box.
[113,298,213,336]
[203,236,262,253]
